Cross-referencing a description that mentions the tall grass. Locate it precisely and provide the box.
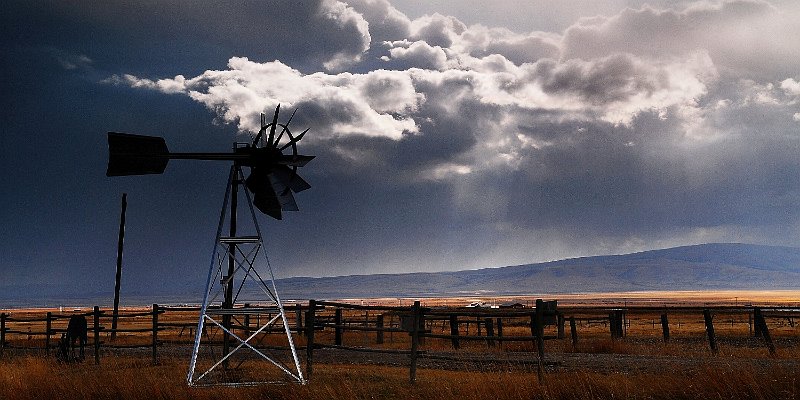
[1,354,797,400]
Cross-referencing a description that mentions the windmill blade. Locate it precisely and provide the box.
[273,165,312,193]
[267,104,280,147]
[252,115,268,147]
[107,132,169,176]
[275,154,315,167]
[272,108,297,148]
[268,173,299,211]
[279,128,309,152]
[246,169,282,219]
[254,192,282,220]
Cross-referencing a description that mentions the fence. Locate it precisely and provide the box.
[1,301,797,383]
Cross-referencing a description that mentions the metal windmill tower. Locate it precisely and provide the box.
[106,105,312,386]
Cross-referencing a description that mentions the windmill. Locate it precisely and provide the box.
[107,105,312,386]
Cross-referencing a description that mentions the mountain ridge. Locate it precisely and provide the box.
[275,243,800,299]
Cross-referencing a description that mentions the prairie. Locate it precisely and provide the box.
[2,291,799,399]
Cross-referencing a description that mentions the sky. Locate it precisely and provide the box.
[2,0,800,299]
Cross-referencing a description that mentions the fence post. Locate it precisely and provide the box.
[570,317,578,348]
[609,310,625,339]
[45,312,52,355]
[661,313,670,343]
[93,306,101,365]
[557,314,565,339]
[608,312,616,339]
[484,318,495,347]
[334,308,343,346]
[305,300,316,382]
[376,314,384,344]
[409,300,420,384]
[450,314,460,350]
[243,303,250,334]
[529,312,537,351]
[151,304,159,365]
[535,299,545,382]
[496,317,503,349]
[703,309,717,354]
[754,308,776,355]
[1,313,6,356]
[295,304,303,336]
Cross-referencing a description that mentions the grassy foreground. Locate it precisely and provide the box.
[1,354,798,400]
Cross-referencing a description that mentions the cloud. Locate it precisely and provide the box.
[409,13,466,48]
[457,26,561,65]
[383,40,449,70]
[107,0,800,272]
[108,58,420,139]
[561,0,800,81]
[346,0,411,43]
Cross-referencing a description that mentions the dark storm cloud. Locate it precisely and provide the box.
[4,0,370,75]
[3,0,800,292]
[533,55,660,104]
[113,0,800,274]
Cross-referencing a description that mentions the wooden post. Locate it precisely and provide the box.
[376,314,384,344]
[1,313,6,356]
[334,308,343,346]
[409,301,420,384]
[112,193,127,341]
[753,309,762,337]
[45,312,52,355]
[484,318,495,347]
[305,300,316,381]
[661,313,670,343]
[609,310,625,339]
[754,308,776,356]
[93,306,101,365]
[151,304,159,365]
[569,317,578,348]
[389,314,395,342]
[449,314,460,350]
[496,318,503,349]
[608,311,617,339]
[295,304,303,335]
[557,314,565,339]
[535,299,545,382]
[703,309,717,354]
[243,303,251,334]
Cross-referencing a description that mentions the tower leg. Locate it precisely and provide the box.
[187,165,304,386]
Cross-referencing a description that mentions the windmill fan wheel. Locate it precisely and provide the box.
[243,105,312,220]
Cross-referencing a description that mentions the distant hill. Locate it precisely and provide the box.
[275,243,800,299]
[3,243,799,308]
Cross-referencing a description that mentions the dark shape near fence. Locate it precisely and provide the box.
[703,309,718,354]
[754,308,776,355]
[56,315,88,362]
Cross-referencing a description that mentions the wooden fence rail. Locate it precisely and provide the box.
[0,302,795,383]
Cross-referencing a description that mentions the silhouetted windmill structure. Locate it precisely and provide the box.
[107,105,312,386]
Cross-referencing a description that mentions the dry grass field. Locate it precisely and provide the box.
[2,290,799,399]
[1,354,798,400]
